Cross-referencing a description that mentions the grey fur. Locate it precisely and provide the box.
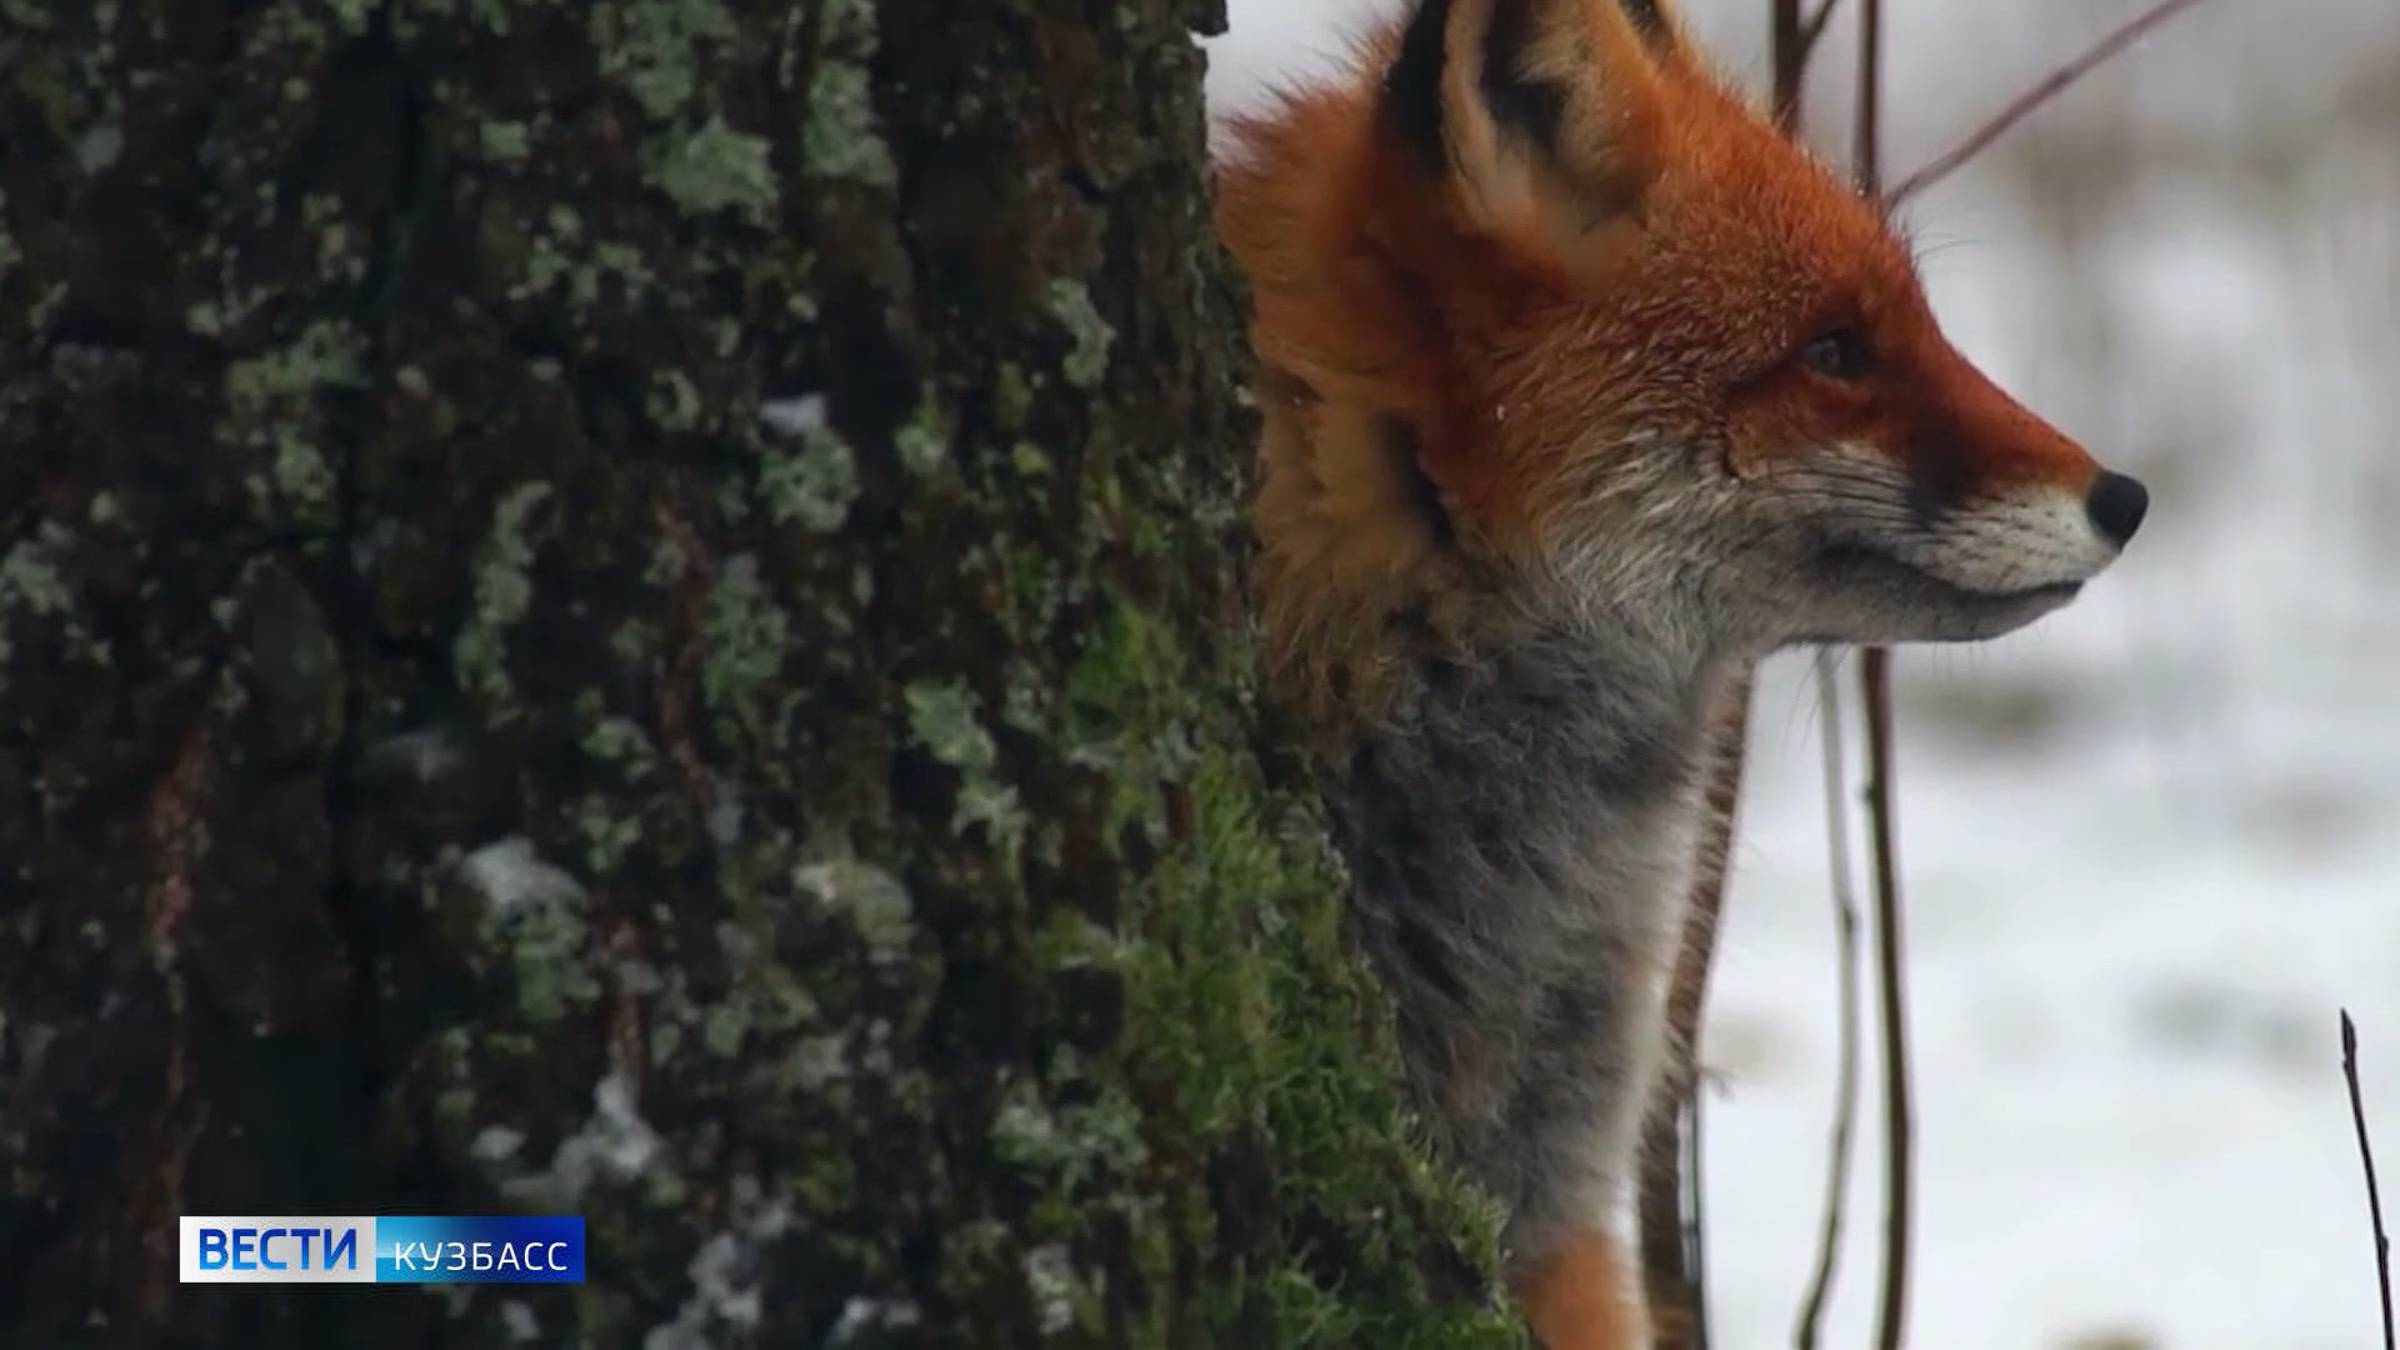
[1328,604,1725,1266]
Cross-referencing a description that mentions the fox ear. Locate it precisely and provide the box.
[1386,0,1678,256]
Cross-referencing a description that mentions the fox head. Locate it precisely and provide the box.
[1217,0,2146,717]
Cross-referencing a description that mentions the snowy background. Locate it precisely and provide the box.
[1201,3,2400,1347]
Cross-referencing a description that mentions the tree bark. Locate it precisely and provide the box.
[0,1,1521,1345]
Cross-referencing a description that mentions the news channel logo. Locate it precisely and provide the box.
[179,1216,584,1285]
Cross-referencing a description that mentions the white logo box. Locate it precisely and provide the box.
[179,1215,377,1284]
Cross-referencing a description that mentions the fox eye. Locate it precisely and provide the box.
[1799,327,1870,380]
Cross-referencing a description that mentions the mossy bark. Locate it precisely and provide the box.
[0,0,1525,1345]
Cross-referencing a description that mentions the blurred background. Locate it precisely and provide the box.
[1203,2,2400,1346]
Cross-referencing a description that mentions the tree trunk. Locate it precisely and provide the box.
[0,0,1521,1346]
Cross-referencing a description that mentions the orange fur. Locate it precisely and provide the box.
[1513,1227,1648,1350]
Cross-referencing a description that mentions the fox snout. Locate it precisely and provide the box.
[1895,364,2148,601]
[2086,470,2150,548]
[1722,315,2150,646]
[1773,445,2147,646]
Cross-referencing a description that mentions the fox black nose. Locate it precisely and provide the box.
[2086,471,2149,547]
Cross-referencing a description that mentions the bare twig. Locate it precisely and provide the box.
[1643,4,1827,1336]
[1800,0,1843,61]
[1794,649,1862,1350]
[1642,669,1755,1349]
[1853,0,1883,199]
[2343,1011,2397,1350]
[1851,5,1915,1345]
[1770,0,1841,128]
[1643,0,1832,1310]
[1686,1063,1711,1350]
[1770,0,1803,126]
[1886,0,2210,205]
[1859,646,1912,1350]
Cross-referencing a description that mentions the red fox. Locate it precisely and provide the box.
[1213,1,2146,1345]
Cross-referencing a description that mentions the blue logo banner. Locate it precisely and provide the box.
[180,1216,585,1285]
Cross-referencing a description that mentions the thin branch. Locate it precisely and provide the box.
[1686,1065,1711,1350]
[1853,0,1883,200]
[1852,6,1914,1344]
[1772,0,1841,131]
[1859,645,1912,1350]
[1641,669,1755,1350]
[1800,0,1842,59]
[1794,649,1862,1350]
[2343,1011,2397,1350]
[1770,1,1801,129]
[1886,0,2210,205]
[1647,2,1829,1336]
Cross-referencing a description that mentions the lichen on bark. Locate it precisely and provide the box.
[0,0,1523,1345]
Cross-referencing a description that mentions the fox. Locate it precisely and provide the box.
[1210,0,2147,1345]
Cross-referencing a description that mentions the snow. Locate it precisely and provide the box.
[1202,2,2400,1345]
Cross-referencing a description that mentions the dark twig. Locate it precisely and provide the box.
[1800,0,1843,61]
[1642,670,1754,1350]
[1860,645,1912,1350]
[1686,1063,1711,1350]
[1853,6,1914,1346]
[1644,5,1827,1338]
[1771,0,1803,126]
[1853,0,1883,199]
[1771,0,1841,129]
[2343,1011,2397,1350]
[1642,0,1840,1308]
[1794,649,1862,1350]
[1886,0,2211,205]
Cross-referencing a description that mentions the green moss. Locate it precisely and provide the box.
[0,536,76,674]
[904,679,1028,851]
[223,320,366,531]
[573,793,644,874]
[479,118,531,163]
[1059,589,1526,1348]
[757,397,857,531]
[326,0,375,35]
[1063,602,1195,838]
[452,481,557,714]
[0,540,72,621]
[1045,280,1116,390]
[73,124,121,174]
[269,432,337,513]
[794,859,914,953]
[581,714,660,782]
[504,204,658,306]
[596,0,738,121]
[800,0,894,187]
[698,553,792,745]
[1023,1242,1094,1336]
[648,368,702,432]
[992,362,1033,432]
[894,399,951,476]
[652,114,777,222]
[990,1077,1150,1209]
[904,680,993,769]
[802,64,896,187]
